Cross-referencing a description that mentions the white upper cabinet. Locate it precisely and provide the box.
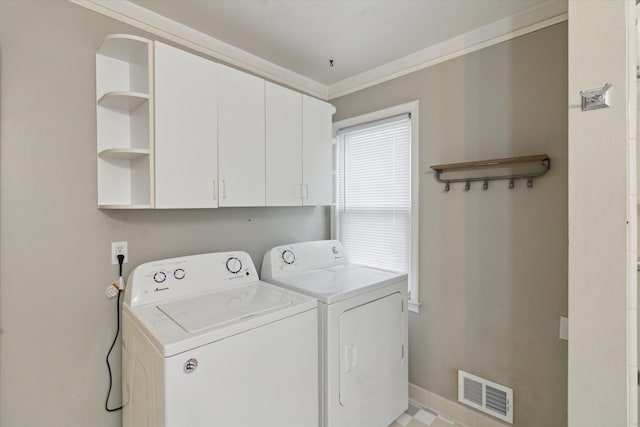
[266,82,303,206]
[154,42,218,209]
[218,64,266,207]
[265,84,336,206]
[97,35,334,209]
[303,95,335,206]
[96,34,153,209]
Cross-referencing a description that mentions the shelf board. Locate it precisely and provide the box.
[430,154,550,171]
[98,148,150,159]
[98,204,152,210]
[98,34,150,61]
[97,91,149,111]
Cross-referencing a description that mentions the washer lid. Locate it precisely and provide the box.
[267,265,407,304]
[157,283,294,333]
[125,281,318,357]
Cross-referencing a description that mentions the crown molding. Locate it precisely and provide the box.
[327,0,568,99]
[70,0,567,102]
[69,0,329,99]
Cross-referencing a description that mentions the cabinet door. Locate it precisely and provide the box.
[266,82,302,206]
[302,95,335,205]
[218,65,266,207]
[155,42,218,208]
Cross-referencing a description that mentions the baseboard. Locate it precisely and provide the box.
[408,383,510,427]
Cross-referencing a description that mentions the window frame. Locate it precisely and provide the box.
[332,101,420,313]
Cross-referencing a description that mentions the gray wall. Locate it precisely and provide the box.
[0,2,328,426]
[332,23,568,427]
[0,1,568,425]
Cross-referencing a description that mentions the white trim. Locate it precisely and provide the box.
[69,0,328,99]
[328,1,568,99]
[332,101,420,313]
[627,3,638,426]
[70,0,566,101]
[408,299,421,314]
[567,1,634,425]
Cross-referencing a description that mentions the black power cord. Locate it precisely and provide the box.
[105,253,125,412]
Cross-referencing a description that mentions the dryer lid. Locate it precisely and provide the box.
[157,283,295,333]
[268,265,407,304]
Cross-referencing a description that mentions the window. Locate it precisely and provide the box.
[333,102,420,312]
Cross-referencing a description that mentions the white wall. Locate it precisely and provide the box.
[0,2,329,426]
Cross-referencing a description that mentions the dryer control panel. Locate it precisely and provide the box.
[262,240,349,279]
[125,251,258,308]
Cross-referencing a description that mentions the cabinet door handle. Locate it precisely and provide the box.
[212,180,217,200]
[222,179,227,199]
[302,184,309,200]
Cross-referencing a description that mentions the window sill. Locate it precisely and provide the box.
[408,299,421,314]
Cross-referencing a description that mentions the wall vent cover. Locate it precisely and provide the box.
[458,370,513,424]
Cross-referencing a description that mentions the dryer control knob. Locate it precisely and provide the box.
[153,271,166,283]
[226,257,242,274]
[282,249,296,265]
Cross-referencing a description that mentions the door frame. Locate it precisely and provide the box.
[568,1,637,425]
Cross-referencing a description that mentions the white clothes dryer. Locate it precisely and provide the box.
[261,240,408,427]
[122,251,318,427]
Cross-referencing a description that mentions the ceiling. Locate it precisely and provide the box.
[128,0,556,86]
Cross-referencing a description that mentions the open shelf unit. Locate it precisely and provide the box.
[96,34,154,208]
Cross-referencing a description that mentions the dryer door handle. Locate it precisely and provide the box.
[343,344,358,373]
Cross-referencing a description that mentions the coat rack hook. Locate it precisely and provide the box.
[483,180,488,190]
[464,182,471,191]
[527,177,533,188]
[580,82,612,111]
[444,182,450,192]
[509,179,515,189]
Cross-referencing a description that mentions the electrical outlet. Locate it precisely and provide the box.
[111,241,128,265]
[559,316,568,341]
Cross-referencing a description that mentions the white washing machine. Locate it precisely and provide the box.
[122,251,319,427]
[261,240,408,427]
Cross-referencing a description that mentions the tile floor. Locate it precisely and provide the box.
[389,403,465,427]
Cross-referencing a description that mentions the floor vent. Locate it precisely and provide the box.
[458,370,513,424]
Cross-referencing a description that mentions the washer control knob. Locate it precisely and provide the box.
[282,249,296,265]
[332,246,339,254]
[153,271,166,283]
[174,268,186,280]
[226,257,242,274]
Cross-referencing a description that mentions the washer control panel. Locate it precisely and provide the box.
[125,251,258,308]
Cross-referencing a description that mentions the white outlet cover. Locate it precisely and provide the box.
[111,241,128,265]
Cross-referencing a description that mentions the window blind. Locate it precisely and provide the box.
[337,114,411,274]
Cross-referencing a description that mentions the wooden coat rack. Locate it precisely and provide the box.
[430,154,550,192]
